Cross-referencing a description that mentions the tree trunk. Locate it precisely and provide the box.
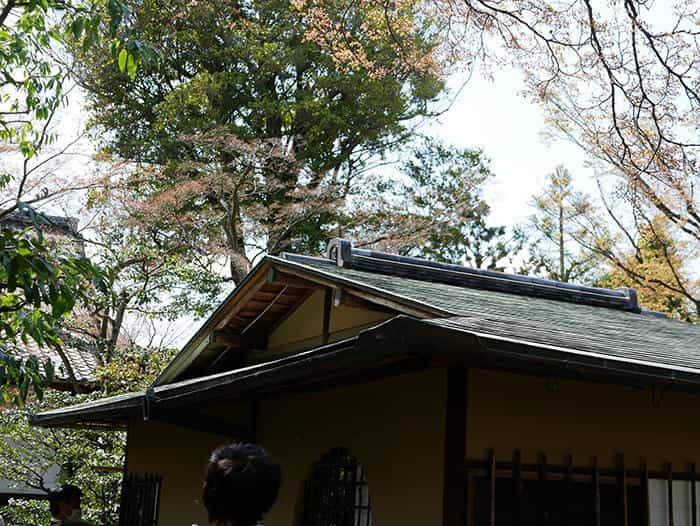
[559,202,566,282]
[105,291,128,363]
[53,343,83,394]
[222,190,250,284]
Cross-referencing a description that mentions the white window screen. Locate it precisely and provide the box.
[649,479,700,526]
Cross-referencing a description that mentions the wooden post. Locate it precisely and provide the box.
[618,453,628,526]
[667,462,674,526]
[488,449,496,526]
[565,453,573,526]
[691,463,697,526]
[322,288,332,344]
[538,452,547,526]
[443,367,467,526]
[593,457,601,526]
[642,459,651,526]
[514,449,522,526]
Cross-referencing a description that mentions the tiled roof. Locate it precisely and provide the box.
[10,337,98,384]
[0,464,58,498]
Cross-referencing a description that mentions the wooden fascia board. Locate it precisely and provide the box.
[154,260,273,386]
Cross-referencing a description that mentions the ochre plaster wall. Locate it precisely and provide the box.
[126,419,230,526]
[125,369,446,526]
[259,368,447,526]
[266,290,392,353]
[467,368,700,470]
[125,367,700,525]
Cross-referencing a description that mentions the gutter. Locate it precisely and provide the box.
[31,316,700,429]
[422,318,700,390]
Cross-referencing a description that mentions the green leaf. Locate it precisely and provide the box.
[71,17,85,39]
[118,48,128,73]
[126,52,137,80]
[107,0,124,31]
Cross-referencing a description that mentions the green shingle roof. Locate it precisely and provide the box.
[284,256,700,374]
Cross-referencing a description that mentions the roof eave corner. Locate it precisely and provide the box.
[152,256,276,387]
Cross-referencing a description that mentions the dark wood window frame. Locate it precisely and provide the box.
[466,450,699,526]
[301,448,372,526]
[119,472,162,526]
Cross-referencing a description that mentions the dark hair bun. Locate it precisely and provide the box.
[203,443,281,525]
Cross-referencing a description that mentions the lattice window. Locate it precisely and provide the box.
[301,448,372,526]
[467,450,700,526]
[119,472,161,526]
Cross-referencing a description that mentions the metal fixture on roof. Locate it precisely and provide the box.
[326,238,641,313]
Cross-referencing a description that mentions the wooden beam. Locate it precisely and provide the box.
[246,297,298,308]
[208,330,246,348]
[642,459,650,526]
[514,450,522,526]
[565,452,573,526]
[334,288,396,313]
[266,268,326,290]
[217,268,269,328]
[275,264,444,318]
[207,330,266,351]
[538,452,547,524]
[443,366,467,526]
[668,462,674,526]
[593,456,601,526]
[204,330,266,373]
[488,449,496,526]
[691,463,697,526]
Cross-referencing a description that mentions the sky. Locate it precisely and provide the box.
[428,67,600,228]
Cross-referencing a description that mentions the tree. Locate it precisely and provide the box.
[68,190,224,362]
[75,0,446,285]
[0,0,148,403]
[350,140,518,270]
[301,1,700,300]
[519,165,600,284]
[0,344,175,526]
[572,184,700,319]
[0,212,104,401]
[596,215,697,320]
[0,392,124,526]
[0,0,146,154]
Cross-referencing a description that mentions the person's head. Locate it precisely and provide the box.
[203,443,281,526]
[48,484,83,521]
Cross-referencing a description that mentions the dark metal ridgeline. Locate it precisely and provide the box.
[326,238,641,313]
[467,450,699,526]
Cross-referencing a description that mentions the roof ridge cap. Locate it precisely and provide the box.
[325,238,640,313]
